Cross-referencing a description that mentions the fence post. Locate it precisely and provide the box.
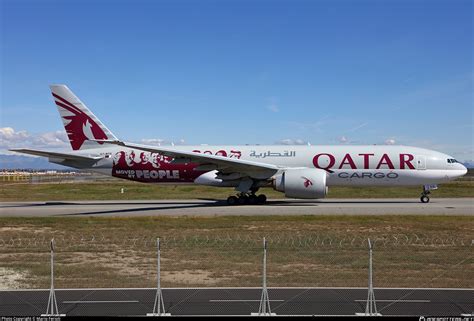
[356,238,381,316]
[147,238,170,316]
[252,237,276,316]
[41,238,65,317]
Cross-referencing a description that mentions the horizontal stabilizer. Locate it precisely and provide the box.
[9,149,102,162]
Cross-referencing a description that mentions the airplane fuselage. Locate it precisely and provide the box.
[59,144,467,187]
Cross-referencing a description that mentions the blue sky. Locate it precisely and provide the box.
[1,0,473,161]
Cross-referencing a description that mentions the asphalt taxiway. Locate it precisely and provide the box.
[1,287,472,316]
[0,198,472,217]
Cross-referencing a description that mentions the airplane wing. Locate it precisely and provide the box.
[9,149,102,162]
[99,140,280,179]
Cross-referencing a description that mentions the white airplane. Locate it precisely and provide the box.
[11,85,468,205]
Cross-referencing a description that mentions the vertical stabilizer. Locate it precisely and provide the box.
[50,84,118,150]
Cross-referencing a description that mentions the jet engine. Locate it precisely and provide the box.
[273,168,328,199]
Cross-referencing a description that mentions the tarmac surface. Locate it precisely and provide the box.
[0,198,472,217]
[0,287,472,316]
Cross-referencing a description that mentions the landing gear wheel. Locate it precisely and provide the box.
[227,196,238,206]
[257,194,267,205]
[420,195,430,203]
[248,194,258,205]
[238,195,248,205]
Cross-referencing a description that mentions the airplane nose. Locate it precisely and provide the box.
[461,164,468,176]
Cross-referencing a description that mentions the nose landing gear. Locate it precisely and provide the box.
[420,193,430,203]
[420,184,437,203]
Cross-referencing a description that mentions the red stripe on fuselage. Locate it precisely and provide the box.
[112,159,205,183]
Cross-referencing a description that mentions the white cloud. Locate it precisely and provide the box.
[0,127,28,142]
[139,138,187,146]
[384,138,396,145]
[140,138,165,146]
[339,136,349,144]
[266,103,279,113]
[278,139,293,145]
[33,131,69,147]
[0,127,68,151]
[0,127,188,155]
[276,138,307,145]
[265,97,280,113]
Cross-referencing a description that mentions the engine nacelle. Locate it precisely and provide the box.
[273,168,328,199]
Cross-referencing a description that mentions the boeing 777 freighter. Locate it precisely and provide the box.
[11,85,468,205]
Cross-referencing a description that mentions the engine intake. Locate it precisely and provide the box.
[273,168,328,199]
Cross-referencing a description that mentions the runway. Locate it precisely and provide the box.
[0,198,472,217]
[1,287,472,316]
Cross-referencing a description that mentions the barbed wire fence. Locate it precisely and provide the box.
[0,233,472,290]
[2,233,472,248]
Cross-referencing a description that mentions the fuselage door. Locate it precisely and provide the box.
[416,155,426,170]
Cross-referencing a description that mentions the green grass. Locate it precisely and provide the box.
[1,179,472,201]
[0,215,472,289]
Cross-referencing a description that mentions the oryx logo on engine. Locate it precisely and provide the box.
[302,176,313,188]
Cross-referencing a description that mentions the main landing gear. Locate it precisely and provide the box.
[227,193,267,205]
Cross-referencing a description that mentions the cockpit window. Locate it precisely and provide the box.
[447,158,458,164]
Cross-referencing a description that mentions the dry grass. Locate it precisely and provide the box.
[0,215,472,289]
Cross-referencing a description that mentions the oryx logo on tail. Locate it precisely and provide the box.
[50,85,118,150]
[52,92,107,150]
